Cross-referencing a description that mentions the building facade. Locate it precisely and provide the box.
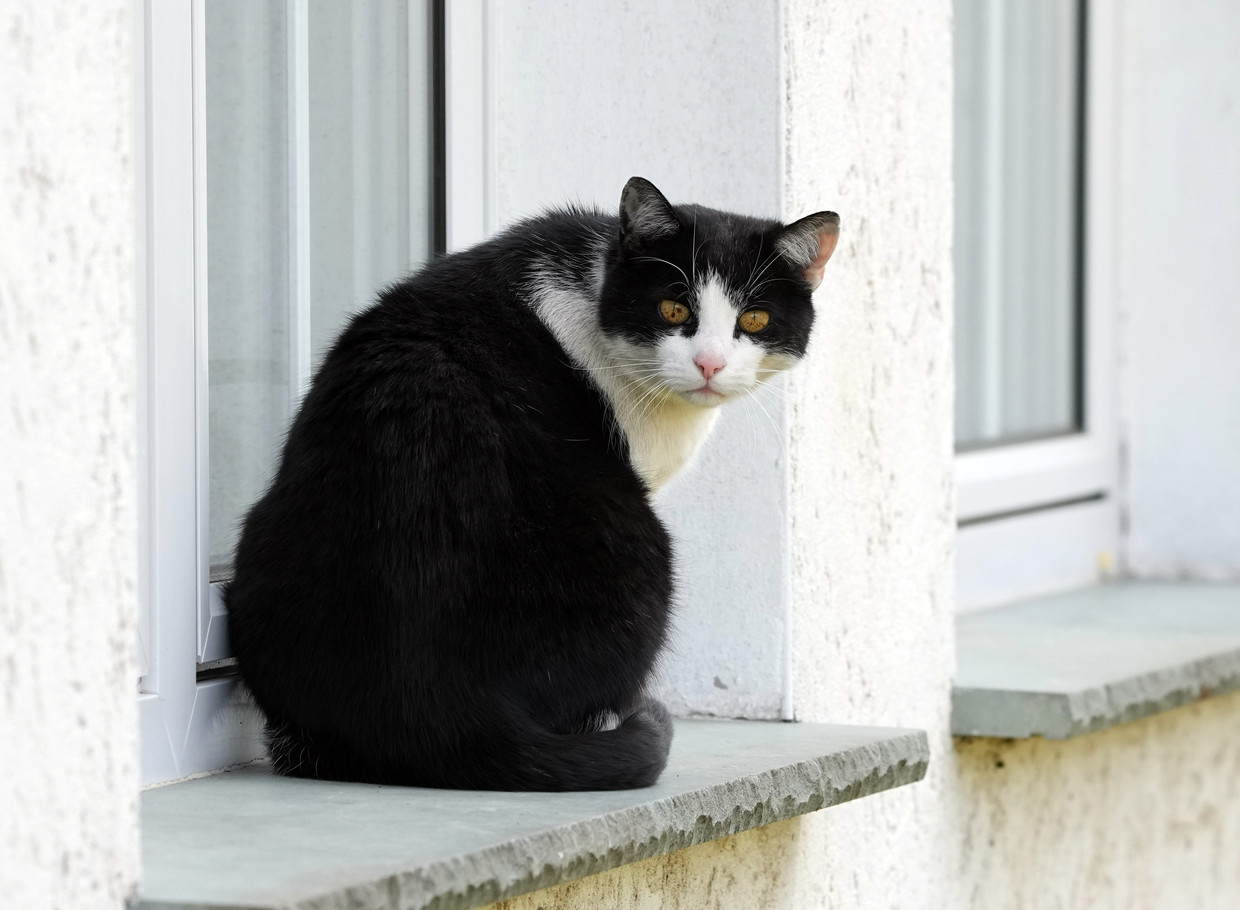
[3,1,1238,907]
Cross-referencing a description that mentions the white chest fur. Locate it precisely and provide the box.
[529,273,720,491]
[604,380,719,491]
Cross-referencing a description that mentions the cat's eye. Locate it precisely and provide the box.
[738,310,771,334]
[659,299,690,325]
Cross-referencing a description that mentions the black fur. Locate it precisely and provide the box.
[226,180,830,790]
[602,201,817,357]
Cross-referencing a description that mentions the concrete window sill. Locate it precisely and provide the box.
[140,718,927,910]
[953,582,1240,739]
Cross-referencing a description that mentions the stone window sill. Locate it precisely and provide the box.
[140,718,928,910]
[953,582,1240,739]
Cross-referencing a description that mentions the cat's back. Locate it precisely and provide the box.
[240,222,632,572]
[319,217,602,400]
[321,242,539,392]
[295,217,616,472]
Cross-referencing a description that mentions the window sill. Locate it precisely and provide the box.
[953,582,1240,739]
[140,718,928,910]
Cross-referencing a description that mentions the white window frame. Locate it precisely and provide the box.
[955,0,1121,611]
[138,0,492,785]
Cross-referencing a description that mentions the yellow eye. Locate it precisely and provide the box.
[738,310,770,333]
[659,299,690,325]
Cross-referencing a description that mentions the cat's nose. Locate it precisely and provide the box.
[695,353,726,380]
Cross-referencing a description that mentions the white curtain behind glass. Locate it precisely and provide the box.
[954,0,1081,449]
[206,0,432,571]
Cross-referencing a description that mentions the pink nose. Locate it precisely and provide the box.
[695,353,726,380]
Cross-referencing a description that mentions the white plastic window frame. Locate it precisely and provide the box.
[955,0,1121,611]
[137,0,492,785]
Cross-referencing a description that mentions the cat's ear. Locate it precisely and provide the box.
[619,177,680,249]
[775,211,840,291]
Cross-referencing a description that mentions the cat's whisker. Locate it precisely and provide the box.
[743,243,770,293]
[738,382,760,472]
[749,276,804,296]
[743,236,767,296]
[743,245,782,292]
[744,249,783,296]
[751,390,792,422]
[623,380,669,428]
[628,375,674,426]
[743,387,787,462]
[690,211,699,286]
[565,361,668,378]
[752,378,791,403]
[633,256,690,290]
[576,362,666,373]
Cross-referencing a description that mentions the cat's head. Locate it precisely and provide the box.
[599,177,838,407]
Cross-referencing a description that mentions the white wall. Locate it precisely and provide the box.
[781,0,959,896]
[0,1,140,907]
[490,0,790,719]
[487,2,1240,909]
[1118,0,1240,580]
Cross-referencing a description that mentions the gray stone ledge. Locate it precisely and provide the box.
[140,719,928,910]
[953,582,1240,739]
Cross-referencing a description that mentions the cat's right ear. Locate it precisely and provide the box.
[619,177,680,250]
[776,211,840,291]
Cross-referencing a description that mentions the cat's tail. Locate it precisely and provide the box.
[264,699,675,791]
[483,698,674,791]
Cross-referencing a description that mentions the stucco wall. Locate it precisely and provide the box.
[779,0,958,901]
[1116,0,1240,580]
[955,692,1240,910]
[0,1,140,907]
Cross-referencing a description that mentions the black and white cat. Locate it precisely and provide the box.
[226,177,838,791]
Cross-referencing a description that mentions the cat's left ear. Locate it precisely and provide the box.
[775,211,840,291]
[619,177,681,250]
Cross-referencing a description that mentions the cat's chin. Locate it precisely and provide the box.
[678,386,731,408]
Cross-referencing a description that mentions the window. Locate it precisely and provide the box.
[953,0,1121,609]
[138,0,488,785]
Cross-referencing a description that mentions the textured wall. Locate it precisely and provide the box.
[483,2,1240,909]
[1116,0,1240,580]
[0,1,140,908]
[490,0,791,719]
[955,692,1240,910]
[780,0,958,902]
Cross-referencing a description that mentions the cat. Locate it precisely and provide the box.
[225,177,839,791]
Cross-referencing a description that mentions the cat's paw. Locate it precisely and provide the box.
[579,708,622,733]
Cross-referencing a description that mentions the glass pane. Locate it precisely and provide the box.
[954,0,1082,449]
[308,0,431,359]
[206,0,433,570]
[205,0,292,573]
